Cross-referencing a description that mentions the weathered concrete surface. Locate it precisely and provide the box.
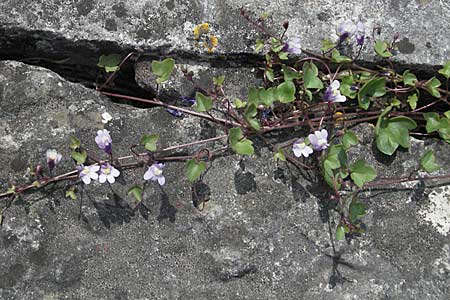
[1,62,450,299]
[0,0,449,68]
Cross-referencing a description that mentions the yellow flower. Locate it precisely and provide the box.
[193,23,210,40]
[205,35,219,53]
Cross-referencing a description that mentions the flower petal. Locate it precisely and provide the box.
[82,176,91,185]
[107,175,115,184]
[157,176,166,186]
[98,174,106,183]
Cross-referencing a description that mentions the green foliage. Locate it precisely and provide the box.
[277,81,296,103]
[229,128,254,155]
[274,149,286,161]
[342,131,358,149]
[186,159,206,183]
[375,115,417,155]
[278,52,289,60]
[213,75,225,86]
[403,70,418,87]
[407,93,418,110]
[69,136,81,150]
[282,66,300,81]
[438,61,450,79]
[340,75,357,99]
[65,187,76,200]
[349,160,377,188]
[128,185,143,202]
[349,200,366,223]
[141,134,159,152]
[71,150,87,165]
[303,61,324,90]
[335,225,345,241]
[265,69,275,82]
[374,40,393,58]
[244,103,261,131]
[323,145,348,188]
[423,112,450,142]
[358,78,386,110]
[194,92,213,112]
[233,98,247,108]
[255,39,265,53]
[424,77,441,98]
[420,150,440,173]
[321,39,335,52]
[331,49,352,63]
[97,54,121,72]
[151,58,175,83]
[259,87,277,106]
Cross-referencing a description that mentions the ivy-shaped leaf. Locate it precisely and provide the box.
[265,69,275,82]
[278,52,289,60]
[213,75,225,86]
[282,66,300,81]
[303,62,324,90]
[97,54,121,72]
[186,159,207,183]
[233,98,247,109]
[71,150,87,165]
[151,58,175,84]
[340,75,357,99]
[349,160,377,188]
[274,149,286,161]
[229,128,254,155]
[349,200,366,223]
[255,39,265,53]
[194,92,213,112]
[277,81,296,103]
[244,103,261,131]
[424,77,441,98]
[128,185,143,202]
[141,134,159,152]
[248,87,259,104]
[438,61,450,79]
[69,136,81,150]
[358,78,386,110]
[342,131,358,149]
[376,116,417,155]
[331,49,352,63]
[420,150,440,173]
[321,39,335,53]
[403,70,418,87]
[423,112,442,133]
[407,93,418,110]
[65,187,77,200]
[335,225,345,241]
[374,40,393,58]
[259,87,276,107]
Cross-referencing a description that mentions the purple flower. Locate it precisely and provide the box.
[180,96,196,106]
[337,20,356,43]
[323,80,346,103]
[95,129,112,155]
[308,129,329,151]
[355,21,365,46]
[166,108,184,118]
[144,163,165,186]
[282,36,302,54]
[46,149,62,171]
[292,139,314,158]
[78,165,100,185]
[98,163,120,184]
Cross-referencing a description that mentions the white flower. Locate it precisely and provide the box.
[144,163,166,186]
[308,129,329,151]
[46,149,62,170]
[78,165,100,185]
[99,163,120,184]
[101,112,113,124]
[292,139,314,158]
[323,80,346,103]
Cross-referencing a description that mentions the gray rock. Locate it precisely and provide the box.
[1,62,450,300]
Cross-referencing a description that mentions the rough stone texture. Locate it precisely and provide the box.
[1,62,450,299]
[1,0,449,68]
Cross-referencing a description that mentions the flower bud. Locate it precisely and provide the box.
[283,21,289,30]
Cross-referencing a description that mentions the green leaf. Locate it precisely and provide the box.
[403,70,418,87]
[265,69,275,82]
[331,49,352,63]
[247,118,261,131]
[259,87,276,107]
[194,92,213,112]
[128,185,143,202]
[438,61,450,79]
[186,159,206,183]
[278,52,289,60]
[229,128,254,155]
[282,66,300,81]
[255,39,265,53]
[65,188,77,200]
[244,103,261,131]
[233,98,247,109]
[349,160,377,188]
[303,62,324,90]
[71,150,87,165]
[340,75,357,99]
[424,77,441,98]
[141,134,159,152]
[213,75,225,86]
[374,40,393,58]
[271,43,284,53]
[342,131,358,149]
[248,87,259,104]
[274,149,286,162]
[407,93,418,110]
[420,150,440,173]
[97,54,121,72]
[444,110,450,119]
[358,78,386,110]
[349,200,366,223]
[423,112,442,133]
[376,116,417,155]
[69,136,81,150]
[321,39,335,53]
[151,58,175,84]
[335,225,345,241]
[276,81,296,103]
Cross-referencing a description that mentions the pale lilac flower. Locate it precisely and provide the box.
[95,129,112,154]
[355,21,365,46]
[46,149,62,171]
[78,165,100,185]
[337,20,356,43]
[308,129,329,151]
[101,112,113,124]
[323,80,346,103]
[144,163,165,186]
[292,139,314,158]
[282,36,302,54]
[180,96,196,106]
[98,163,120,184]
